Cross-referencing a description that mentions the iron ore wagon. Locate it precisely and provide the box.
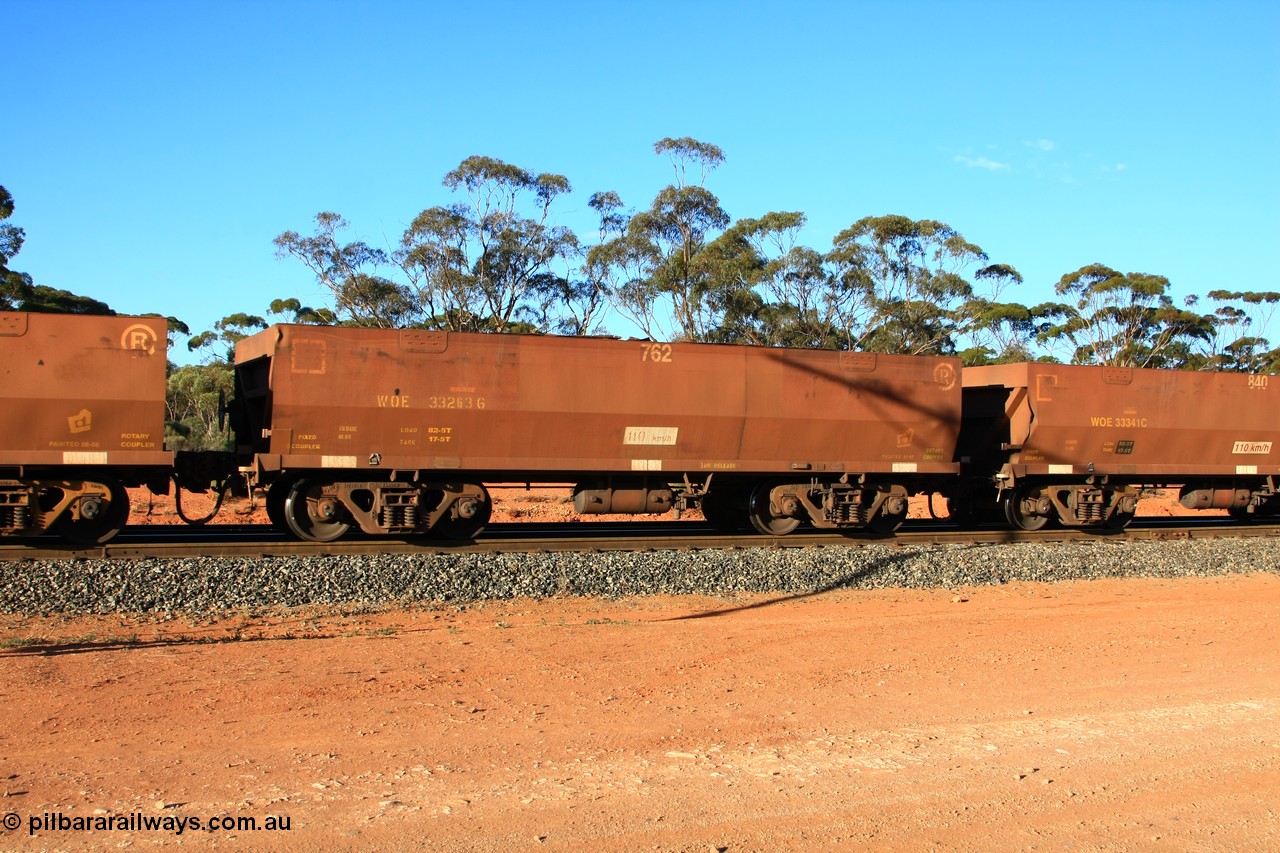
[0,312,172,543]
[230,326,965,540]
[957,363,1280,529]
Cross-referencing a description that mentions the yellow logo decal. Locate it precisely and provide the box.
[121,324,158,354]
[68,409,93,434]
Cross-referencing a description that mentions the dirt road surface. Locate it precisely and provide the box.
[2,571,1278,851]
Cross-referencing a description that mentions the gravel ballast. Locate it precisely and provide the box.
[3,538,1280,615]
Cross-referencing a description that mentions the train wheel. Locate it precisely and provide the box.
[283,480,351,542]
[265,477,297,531]
[747,482,801,535]
[432,486,492,540]
[55,479,130,546]
[869,502,908,534]
[1106,510,1135,529]
[1002,488,1051,531]
[1105,493,1139,530]
[1106,508,1136,529]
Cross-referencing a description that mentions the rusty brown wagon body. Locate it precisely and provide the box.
[232,326,963,540]
[959,363,1280,529]
[0,312,172,543]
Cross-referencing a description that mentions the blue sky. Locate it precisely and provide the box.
[5,0,1277,362]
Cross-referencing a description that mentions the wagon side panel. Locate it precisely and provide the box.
[238,327,961,478]
[0,312,171,469]
[965,363,1280,479]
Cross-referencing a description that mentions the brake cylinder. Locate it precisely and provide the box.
[572,485,674,514]
[1178,486,1251,510]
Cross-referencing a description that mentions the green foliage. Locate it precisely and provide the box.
[827,215,1000,356]
[1036,264,1215,367]
[188,312,267,363]
[398,156,580,333]
[957,265,1057,364]
[606,140,733,341]
[1198,289,1280,372]
[654,137,725,186]
[8,284,114,314]
[268,297,335,325]
[591,138,819,344]
[259,147,1277,375]
[0,185,26,308]
[274,212,414,328]
[741,243,844,348]
[165,363,234,451]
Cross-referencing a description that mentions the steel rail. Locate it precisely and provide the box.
[2,518,1277,562]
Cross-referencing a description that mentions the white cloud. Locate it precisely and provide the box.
[954,155,1010,171]
[1036,139,1056,151]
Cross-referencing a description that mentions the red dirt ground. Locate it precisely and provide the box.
[2,490,1269,850]
[1,574,1277,850]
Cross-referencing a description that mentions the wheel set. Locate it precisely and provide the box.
[269,478,493,542]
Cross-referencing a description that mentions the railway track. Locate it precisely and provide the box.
[3,517,1278,562]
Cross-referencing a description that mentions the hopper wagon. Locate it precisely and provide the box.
[957,363,1280,529]
[229,326,964,540]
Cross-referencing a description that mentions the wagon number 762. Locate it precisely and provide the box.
[641,343,673,363]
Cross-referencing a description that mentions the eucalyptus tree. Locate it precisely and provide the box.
[0,184,26,309]
[1036,264,1214,367]
[593,138,733,341]
[697,211,850,348]
[523,190,623,336]
[589,138,831,345]
[954,264,1054,364]
[746,243,846,348]
[1201,289,1280,372]
[826,215,999,356]
[274,212,415,328]
[169,313,259,452]
[397,156,578,333]
[186,312,268,363]
[267,297,336,325]
[165,362,236,451]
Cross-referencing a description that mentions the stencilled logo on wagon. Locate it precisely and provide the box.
[933,363,957,391]
[1232,441,1272,455]
[120,324,158,355]
[67,408,93,434]
[1228,440,1269,455]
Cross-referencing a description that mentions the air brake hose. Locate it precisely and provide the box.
[173,475,231,525]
